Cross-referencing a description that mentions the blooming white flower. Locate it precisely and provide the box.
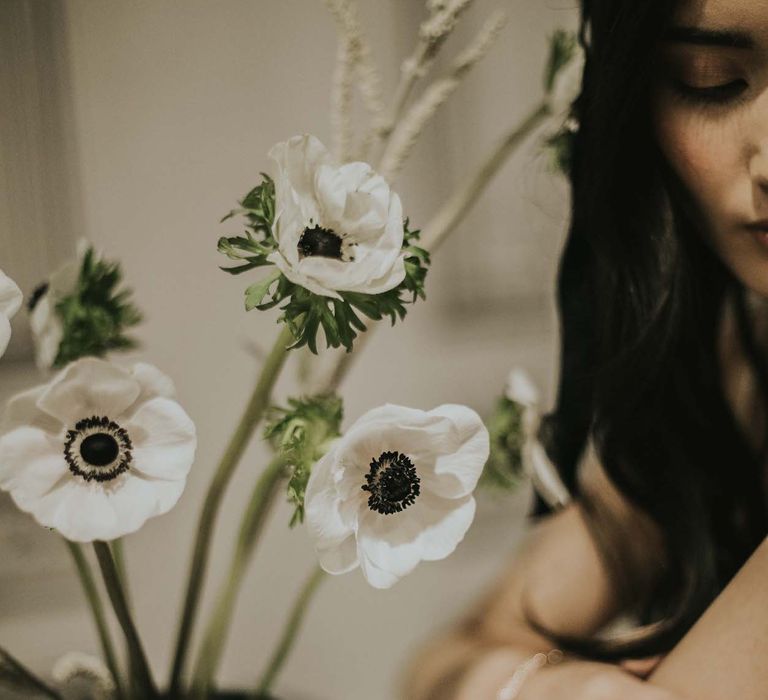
[0,269,23,359]
[504,367,571,509]
[29,238,88,370]
[0,356,196,542]
[304,402,490,589]
[265,133,407,300]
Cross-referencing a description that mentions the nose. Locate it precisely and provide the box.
[751,147,768,202]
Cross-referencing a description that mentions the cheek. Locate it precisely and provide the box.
[653,107,733,222]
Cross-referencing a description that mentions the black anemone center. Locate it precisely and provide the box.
[64,415,133,483]
[80,433,120,467]
[297,224,344,260]
[361,450,420,515]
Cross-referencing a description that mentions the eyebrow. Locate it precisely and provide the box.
[663,26,754,49]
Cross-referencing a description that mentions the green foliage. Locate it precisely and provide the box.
[543,28,578,93]
[263,393,344,528]
[478,396,526,493]
[53,247,143,368]
[218,175,430,354]
[543,121,576,177]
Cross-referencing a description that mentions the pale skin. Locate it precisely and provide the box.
[399,0,768,698]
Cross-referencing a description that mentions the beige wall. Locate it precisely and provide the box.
[0,1,577,697]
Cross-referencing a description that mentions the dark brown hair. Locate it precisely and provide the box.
[527,0,768,659]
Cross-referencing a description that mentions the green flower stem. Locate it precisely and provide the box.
[253,565,327,698]
[323,99,552,392]
[0,644,64,700]
[168,321,297,696]
[93,541,157,698]
[111,539,129,604]
[110,538,136,698]
[189,454,290,698]
[65,541,125,700]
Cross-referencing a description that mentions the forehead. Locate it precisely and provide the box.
[674,0,767,27]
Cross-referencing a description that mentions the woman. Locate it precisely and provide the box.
[401,0,768,697]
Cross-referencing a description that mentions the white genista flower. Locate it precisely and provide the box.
[0,356,196,542]
[504,367,570,510]
[304,402,490,589]
[265,133,407,300]
[29,238,89,370]
[0,269,23,359]
[547,41,586,123]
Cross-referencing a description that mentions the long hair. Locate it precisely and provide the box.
[527,0,768,659]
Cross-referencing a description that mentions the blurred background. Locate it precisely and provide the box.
[0,0,577,697]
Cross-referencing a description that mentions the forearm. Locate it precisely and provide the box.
[648,535,768,699]
[400,624,556,700]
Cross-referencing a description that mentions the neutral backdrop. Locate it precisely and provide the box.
[0,1,577,698]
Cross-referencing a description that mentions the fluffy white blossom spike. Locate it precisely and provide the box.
[0,356,196,542]
[0,269,23,359]
[265,133,407,300]
[304,402,490,589]
[52,651,115,699]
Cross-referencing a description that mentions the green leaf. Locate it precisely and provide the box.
[244,270,282,311]
[543,29,578,93]
[477,396,527,494]
[47,245,143,368]
[263,393,344,527]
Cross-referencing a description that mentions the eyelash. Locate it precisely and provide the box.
[670,79,749,107]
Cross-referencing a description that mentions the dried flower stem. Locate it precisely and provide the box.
[189,454,290,699]
[330,36,357,163]
[378,9,507,180]
[327,99,551,391]
[325,0,386,162]
[365,0,477,163]
[65,541,125,700]
[168,321,298,696]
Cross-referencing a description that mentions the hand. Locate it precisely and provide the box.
[519,657,682,700]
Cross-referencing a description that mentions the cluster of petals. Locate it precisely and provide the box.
[265,133,407,300]
[0,356,196,542]
[304,402,490,588]
[0,268,23,358]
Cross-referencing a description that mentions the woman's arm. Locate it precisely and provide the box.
[648,533,768,699]
[399,444,670,700]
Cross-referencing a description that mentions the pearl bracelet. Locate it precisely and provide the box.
[496,649,565,700]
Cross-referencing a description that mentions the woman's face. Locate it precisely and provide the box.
[651,0,768,296]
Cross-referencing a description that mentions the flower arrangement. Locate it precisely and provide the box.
[0,3,583,698]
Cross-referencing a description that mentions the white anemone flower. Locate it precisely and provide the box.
[0,269,23,358]
[0,356,196,542]
[29,238,89,370]
[265,133,407,301]
[505,367,571,510]
[304,403,490,589]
